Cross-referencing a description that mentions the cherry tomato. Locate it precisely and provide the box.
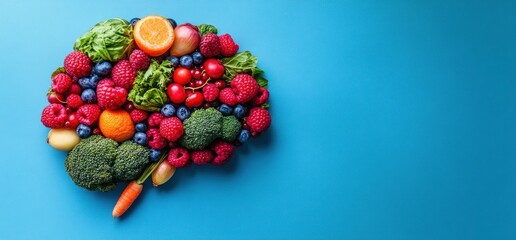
[167,83,187,104]
[65,113,79,129]
[203,58,225,79]
[185,92,204,108]
[173,67,192,85]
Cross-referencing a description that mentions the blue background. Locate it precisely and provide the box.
[0,0,515,239]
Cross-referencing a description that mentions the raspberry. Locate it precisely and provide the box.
[159,117,184,142]
[96,79,127,110]
[250,87,269,106]
[199,33,220,57]
[231,74,259,103]
[202,83,219,102]
[219,88,238,106]
[218,34,239,57]
[129,49,150,71]
[64,51,91,78]
[191,150,214,165]
[112,60,137,90]
[147,112,165,127]
[211,140,235,165]
[51,73,72,94]
[41,103,67,128]
[167,147,190,168]
[147,128,168,150]
[68,83,82,95]
[130,109,148,123]
[76,104,101,126]
[66,94,83,109]
[246,107,271,133]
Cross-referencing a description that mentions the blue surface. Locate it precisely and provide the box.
[0,0,515,239]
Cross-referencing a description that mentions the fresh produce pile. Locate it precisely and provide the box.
[40,15,271,218]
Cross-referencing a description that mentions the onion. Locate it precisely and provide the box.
[170,23,200,57]
[152,161,176,186]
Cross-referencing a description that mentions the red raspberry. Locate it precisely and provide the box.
[246,107,271,133]
[199,33,220,57]
[147,112,165,127]
[211,140,235,165]
[231,74,259,103]
[112,60,137,90]
[51,73,72,94]
[250,87,269,106]
[64,51,91,78]
[167,147,190,168]
[130,109,148,123]
[64,112,80,129]
[129,49,150,71]
[41,103,67,128]
[68,83,82,95]
[218,34,239,57]
[147,128,168,150]
[159,117,184,142]
[202,83,219,102]
[191,150,214,165]
[219,88,238,106]
[96,79,127,110]
[66,94,83,109]
[76,104,101,126]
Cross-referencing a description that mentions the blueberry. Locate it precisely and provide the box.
[219,104,233,116]
[93,61,112,77]
[129,18,140,27]
[179,55,193,68]
[167,18,177,28]
[234,104,247,118]
[161,104,176,117]
[238,129,250,143]
[133,132,148,146]
[176,106,191,121]
[149,149,162,162]
[135,123,147,133]
[76,124,92,138]
[78,77,90,89]
[166,56,179,68]
[81,89,96,103]
[192,52,203,65]
[89,75,100,88]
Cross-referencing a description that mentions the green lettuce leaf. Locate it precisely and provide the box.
[128,60,173,112]
[198,24,218,37]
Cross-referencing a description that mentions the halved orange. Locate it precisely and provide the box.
[133,15,175,57]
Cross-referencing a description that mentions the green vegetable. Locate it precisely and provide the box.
[179,108,223,150]
[128,60,173,112]
[113,141,150,181]
[221,116,242,142]
[74,18,134,62]
[198,24,218,37]
[221,51,268,86]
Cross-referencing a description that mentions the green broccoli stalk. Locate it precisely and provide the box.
[113,141,150,181]
[221,116,241,142]
[179,108,223,150]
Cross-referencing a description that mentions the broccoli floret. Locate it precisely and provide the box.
[64,135,118,192]
[179,108,223,150]
[221,116,241,142]
[113,141,150,181]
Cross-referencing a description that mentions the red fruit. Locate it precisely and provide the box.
[167,83,187,104]
[47,92,65,104]
[194,80,204,87]
[173,67,192,85]
[219,88,238,106]
[64,51,92,78]
[66,94,83,109]
[192,69,202,79]
[129,49,150,71]
[147,128,168,150]
[93,128,101,135]
[191,150,214,165]
[203,58,224,79]
[130,109,148,123]
[159,117,184,142]
[185,92,204,108]
[76,104,101,126]
[202,83,219,102]
[246,107,271,133]
[250,87,269,106]
[199,33,220,57]
[68,84,82,95]
[211,140,235,165]
[112,60,137,90]
[214,80,225,89]
[65,113,80,129]
[51,73,72,94]
[96,79,127,110]
[148,113,165,127]
[41,104,67,128]
[167,147,190,168]
[124,102,135,112]
[201,72,209,81]
[231,74,259,103]
[219,34,239,57]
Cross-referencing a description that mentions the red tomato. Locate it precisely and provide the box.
[173,67,192,85]
[203,58,225,79]
[167,83,186,104]
[185,92,204,108]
